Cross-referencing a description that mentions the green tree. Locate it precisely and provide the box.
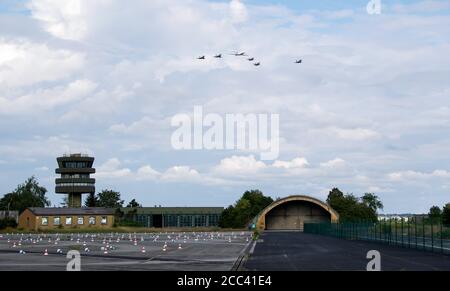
[327,187,344,204]
[443,204,450,225]
[361,193,383,212]
[428,205,442,222]
[0,176,50,213]
[126,199,141,208]
[84,192,99,207]
[326,188,383,222]
[96,189,124,208]
[219,190,273,228]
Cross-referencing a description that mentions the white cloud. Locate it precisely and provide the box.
[161,166,202,182]
[0,79,97,114]
[320,158,346,169]
[214,155,267,174]
[28,0,87,40]
[95,158,132,179]
[229,0,248,23]
[136,165,160,180]
[109,116,169,135]
[320,127,380,141]
[388,169,450,181]
[273,157,310,169]
[0,39,85,87]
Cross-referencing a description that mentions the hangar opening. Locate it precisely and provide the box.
[256,195,339,231]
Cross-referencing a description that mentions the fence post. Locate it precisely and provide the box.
[408,219,411,248]
[380,219,383,243]
[415,218,418,249]
[431,221,434,253]
[395,219,398,246]
[401,218,404,247]
[422,219,426,250]
[385,218,392,245]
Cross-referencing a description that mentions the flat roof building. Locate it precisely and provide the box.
[121,207,224,228]
[18,207,115,231]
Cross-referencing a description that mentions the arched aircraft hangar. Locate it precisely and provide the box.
[255,195,339,231]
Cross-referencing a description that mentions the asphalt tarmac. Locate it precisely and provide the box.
[244,231,450,271]
[0,231,252,271]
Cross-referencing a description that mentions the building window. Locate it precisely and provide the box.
[54,217,61,225]
[66,217,72,225]
[89,216,96,225]
[101,217,107,225]
[77,217,84,225]
[41,217,48,226]
[64,162,88,168]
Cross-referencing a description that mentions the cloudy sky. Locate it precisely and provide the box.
[1,0,450,213]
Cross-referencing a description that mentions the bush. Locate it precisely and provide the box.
[116,220,144,227]
[0,218,18,229]
[437,227,450,239]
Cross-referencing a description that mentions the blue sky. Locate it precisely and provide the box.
[1,0,450,213]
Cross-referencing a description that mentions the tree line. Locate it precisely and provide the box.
[428,204,450,224]
[1,176,449,230]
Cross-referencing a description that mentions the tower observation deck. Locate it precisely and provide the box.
[55,154,95,208]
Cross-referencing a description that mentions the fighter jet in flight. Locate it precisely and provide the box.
[197,56,205,60]
[230,51,247,56]
[214,54,222,58]
[295,59,302,64]
[254,62,261,66]
[247,57,254,61]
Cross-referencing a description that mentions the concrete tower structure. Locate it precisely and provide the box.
[55,154,95,208]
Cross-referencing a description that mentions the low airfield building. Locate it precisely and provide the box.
[18,207,115,231]
[121,207,224,228]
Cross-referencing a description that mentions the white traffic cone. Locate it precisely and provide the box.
[43,249,48,256]
[12,242,16,248]
[141,246,146,253]
[19,250,26,255]
[178,244,182,250]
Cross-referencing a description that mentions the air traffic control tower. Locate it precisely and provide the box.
[55,154,96,208]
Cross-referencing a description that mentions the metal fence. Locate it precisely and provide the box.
[304,220,450,255]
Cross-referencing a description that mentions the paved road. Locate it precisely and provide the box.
[244,231,450,271]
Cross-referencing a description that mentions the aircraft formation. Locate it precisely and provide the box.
[197,51,303,67]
